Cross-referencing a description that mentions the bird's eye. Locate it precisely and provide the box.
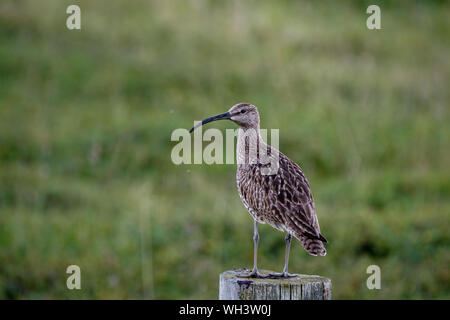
[241,109,246,114]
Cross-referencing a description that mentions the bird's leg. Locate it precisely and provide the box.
[240,220,269,278]
[270,233,296,278]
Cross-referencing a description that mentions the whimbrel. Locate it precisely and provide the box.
[189,103,327,278]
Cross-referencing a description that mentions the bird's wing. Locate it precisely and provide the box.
[265,151,323,241]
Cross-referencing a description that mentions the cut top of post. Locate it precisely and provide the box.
[219,269,332,300]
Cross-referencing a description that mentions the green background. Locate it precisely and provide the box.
[0,0,449,299]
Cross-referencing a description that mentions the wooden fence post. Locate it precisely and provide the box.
[219,269,332,300]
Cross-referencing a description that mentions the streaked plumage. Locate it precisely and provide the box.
[237,149,327,256]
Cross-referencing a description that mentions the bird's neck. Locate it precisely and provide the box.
[236,127,267,165]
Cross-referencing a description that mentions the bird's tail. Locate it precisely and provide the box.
[297,234,327,256]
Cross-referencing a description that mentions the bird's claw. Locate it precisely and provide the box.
[238,269,270,278]
[238,268,296,279]
[267,272,297,278]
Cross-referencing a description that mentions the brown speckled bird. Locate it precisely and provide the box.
[190,103,327,278]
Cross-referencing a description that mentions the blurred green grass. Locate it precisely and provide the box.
[0,0,449,299]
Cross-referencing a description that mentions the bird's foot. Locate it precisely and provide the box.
[238,268,270,278]
[267,271,297,278]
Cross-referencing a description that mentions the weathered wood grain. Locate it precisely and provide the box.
[219,269,332,300]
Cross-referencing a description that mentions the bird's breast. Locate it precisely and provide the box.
[236,164,285,230]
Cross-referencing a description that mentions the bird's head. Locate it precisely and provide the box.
[189,103,260,133]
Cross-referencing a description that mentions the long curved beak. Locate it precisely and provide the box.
[189,111,231,133]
